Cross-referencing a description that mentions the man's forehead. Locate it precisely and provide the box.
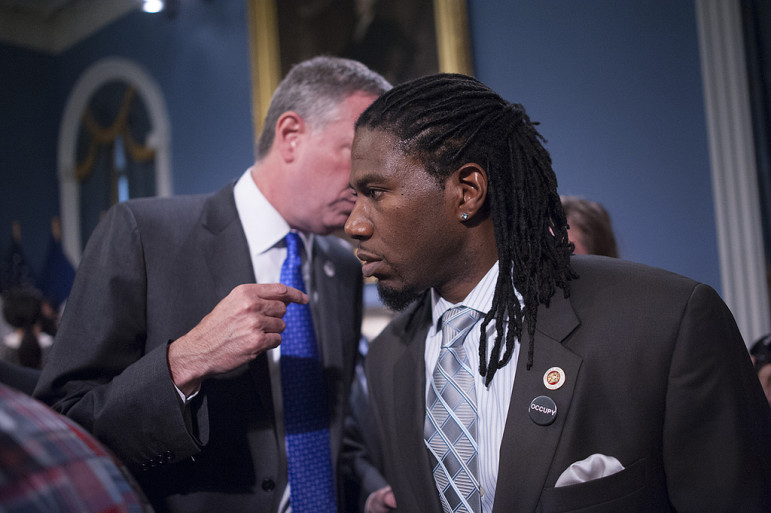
[350,151,396,188]
[351,140,402,174]
[352,127,403,155]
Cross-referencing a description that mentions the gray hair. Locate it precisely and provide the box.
[255,55,391,160]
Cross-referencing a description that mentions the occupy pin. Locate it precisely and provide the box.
[529,395,558,426]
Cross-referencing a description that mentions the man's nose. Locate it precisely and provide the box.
[344,202,371,239]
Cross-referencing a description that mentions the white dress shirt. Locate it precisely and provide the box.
[426,262,521,513]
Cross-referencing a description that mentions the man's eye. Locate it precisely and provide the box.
[367,189,384,199]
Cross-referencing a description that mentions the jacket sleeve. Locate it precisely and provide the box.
[341,352,389,511]
[663,283,771,511]
[34,202,205,472]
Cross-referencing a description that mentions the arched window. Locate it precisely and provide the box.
[58,57,171,263]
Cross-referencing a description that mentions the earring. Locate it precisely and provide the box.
[461,213,469,221]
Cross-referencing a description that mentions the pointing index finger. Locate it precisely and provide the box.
[263,283,309,305]
[282,285,309,305]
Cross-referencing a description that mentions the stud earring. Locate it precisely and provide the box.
[461,213,469,221]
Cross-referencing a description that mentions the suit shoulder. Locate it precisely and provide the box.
[85,185,236,255]
[105,183,236,232]
[569,255,705,298]
[117,193,209,224]
[565,255,728,330]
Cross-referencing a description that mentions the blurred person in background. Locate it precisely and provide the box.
[1,286,53,370]
[561,195,619,257]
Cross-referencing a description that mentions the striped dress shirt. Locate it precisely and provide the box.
[426,262,520,513]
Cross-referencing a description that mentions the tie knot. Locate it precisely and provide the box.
[441,306,480,348]
[285,232,303,262]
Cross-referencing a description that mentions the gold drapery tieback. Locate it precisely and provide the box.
[75,86,156,182]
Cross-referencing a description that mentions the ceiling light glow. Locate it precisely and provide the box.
[142,0,164,14]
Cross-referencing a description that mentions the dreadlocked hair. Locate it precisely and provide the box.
[357,73,576,385]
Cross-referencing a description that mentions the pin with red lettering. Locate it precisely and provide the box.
[529,395,557,426]
[543,367,566,390]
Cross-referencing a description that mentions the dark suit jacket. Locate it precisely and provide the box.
[0,359,40,395]
[342,339,389,512]
[34,184,363,513]
[367,256,771,512]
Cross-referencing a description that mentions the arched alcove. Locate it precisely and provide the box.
[58,57,171,263]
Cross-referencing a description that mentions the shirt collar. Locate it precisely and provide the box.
[233,168,313,258]
[430,261,499,331]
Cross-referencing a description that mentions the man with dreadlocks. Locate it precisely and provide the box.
[344,73,771,512]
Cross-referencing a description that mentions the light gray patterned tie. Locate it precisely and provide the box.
[425,306,481,513]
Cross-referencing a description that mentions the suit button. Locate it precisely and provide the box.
[141,462,150,471]
[164,451,175,462]
[261,478,275,492]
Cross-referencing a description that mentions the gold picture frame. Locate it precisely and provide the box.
[246,0,473,136]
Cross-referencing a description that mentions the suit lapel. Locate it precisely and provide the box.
[309,236,343,371]
[200,183,255,300]
[308,236,352,466]
[199,184,275,414]
[390,300,444,511]
[493,292,582,513]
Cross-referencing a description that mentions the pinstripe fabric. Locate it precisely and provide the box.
[426,263,519,513]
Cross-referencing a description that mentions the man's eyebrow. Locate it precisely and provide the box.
[350,172,382,189]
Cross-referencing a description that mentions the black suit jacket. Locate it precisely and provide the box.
[35,184,363,513]
[366,256,771,512]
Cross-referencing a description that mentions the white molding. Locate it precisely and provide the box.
[696,0,771,346]
[58,56,172,263]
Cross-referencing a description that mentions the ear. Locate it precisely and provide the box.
[274,111,305,163]
[452,163,488,222]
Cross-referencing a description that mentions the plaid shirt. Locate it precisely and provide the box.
[0,384,152,512]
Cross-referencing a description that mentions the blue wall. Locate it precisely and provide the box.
[0,45,60,281]
[0,0,720,292]
[56,0,256,196]
[1,0,255,277]
[468,1,717,289]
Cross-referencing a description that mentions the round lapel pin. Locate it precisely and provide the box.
[543,367,566,390]
[529,395,557,426]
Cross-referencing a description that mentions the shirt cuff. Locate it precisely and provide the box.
[174,383,200,404]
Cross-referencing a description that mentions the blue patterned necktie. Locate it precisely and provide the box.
[279,232,336,512]
[425,306,482,513]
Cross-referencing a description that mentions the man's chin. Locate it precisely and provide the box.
[376,282,422,312]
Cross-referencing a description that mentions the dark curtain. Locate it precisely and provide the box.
[75,81,156,250]
[742,0,771,304]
